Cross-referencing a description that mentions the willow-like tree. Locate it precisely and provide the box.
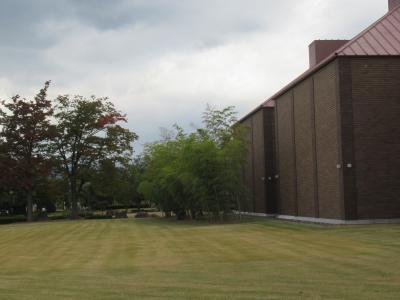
[139,106,248,221]
[0,82,54,221]
[50,95,138,219]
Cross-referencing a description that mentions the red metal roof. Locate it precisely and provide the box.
[336,6,400,55]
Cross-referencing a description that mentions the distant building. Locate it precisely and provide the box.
[240,0,400,222]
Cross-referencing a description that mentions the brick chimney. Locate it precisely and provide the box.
[308,40,349,68]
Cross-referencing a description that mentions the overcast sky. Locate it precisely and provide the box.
[0,0,388,153]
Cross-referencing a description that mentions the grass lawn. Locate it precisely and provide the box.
[0,218,399,299]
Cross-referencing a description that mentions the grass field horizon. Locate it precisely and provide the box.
[0,217,399,299]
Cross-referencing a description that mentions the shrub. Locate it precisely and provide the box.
[48,212,70,221]
[34,211,48,221]
[135,211,148,218]
[114,210,128,218]
[84,214,112,220]
[0,215,26,225]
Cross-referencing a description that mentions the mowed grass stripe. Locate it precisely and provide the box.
[0,218,399,299]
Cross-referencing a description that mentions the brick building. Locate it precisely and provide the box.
[240,0,400,221]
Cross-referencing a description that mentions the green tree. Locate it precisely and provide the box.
[201,105,248,219]
[139,106,248,221]
[0,82,54,221]
[128,156,147,210]
[81,159,140,211]
[201,104,238,146]
[50,95,138,218]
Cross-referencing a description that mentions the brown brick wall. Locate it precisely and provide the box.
[274,61,342,219]
[293,79,318,217]
[242,118,254,212]
[276,91,297,215]
[242,56,400,220]
[252,109,267,213]
[264,108,277,213]
[314,62,343,219]
[337,58,358,220]
[240,108,277,214]
[350,57,400,219]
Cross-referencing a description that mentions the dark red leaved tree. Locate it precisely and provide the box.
[0,81,54,221]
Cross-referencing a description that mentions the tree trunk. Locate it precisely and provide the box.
[70,178,79,219]
[26,190,33,222]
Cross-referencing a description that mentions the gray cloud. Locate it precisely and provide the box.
[0,0,388,153]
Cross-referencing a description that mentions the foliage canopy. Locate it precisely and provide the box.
[139,105,248,220]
